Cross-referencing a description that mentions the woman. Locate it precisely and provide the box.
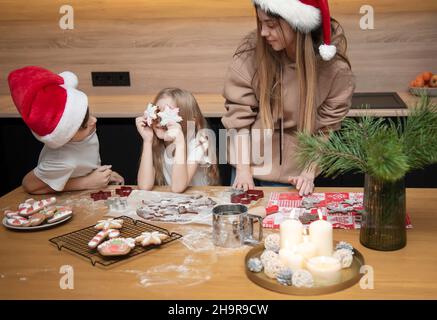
[221,0,355,195]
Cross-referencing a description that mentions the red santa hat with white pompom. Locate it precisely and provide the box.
[8,66,88,149]
[252,0,337,61]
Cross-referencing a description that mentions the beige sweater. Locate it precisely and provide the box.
[221,38,355,183]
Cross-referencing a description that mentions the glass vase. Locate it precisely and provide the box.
[360,174,406,251]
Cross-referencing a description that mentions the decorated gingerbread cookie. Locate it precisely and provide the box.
[94,218,124,230]
[18,197,56,217]
[157,105,182,126]
[7,216,31,227]
[47,207,73,224]
[144,103,158,126]
[97,238,136,256]
[28,213,47,226]
[135,231,169,247]
[4,210,19,219]
[88,229,121,249]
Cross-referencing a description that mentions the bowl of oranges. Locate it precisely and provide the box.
[409,72,437,97]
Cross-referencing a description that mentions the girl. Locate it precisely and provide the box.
[136,88,219,193]
[221,0,355,195]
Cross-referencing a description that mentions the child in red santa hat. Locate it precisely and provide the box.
[8,66,124,194]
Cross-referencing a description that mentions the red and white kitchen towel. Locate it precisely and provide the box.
[263,192,412,230]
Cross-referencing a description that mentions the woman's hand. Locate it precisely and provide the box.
[135,116,154,143]
[233,166,255,191]
[288,167,316,196]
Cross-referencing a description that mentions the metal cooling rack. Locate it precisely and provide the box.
[49,216,182,267]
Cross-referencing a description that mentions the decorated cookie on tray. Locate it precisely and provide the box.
[97,237,136,257]
[135,231,169,247]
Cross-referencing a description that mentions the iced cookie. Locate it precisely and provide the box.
[144,103,158,126]
[47,207,73,224]
[97,238,136,256]
[18,197,56,217]
[4,210,19,218]
[95,218,124,230]
[28,213,47,226]
[135,231,169,247]
[7,216,31,227]
[88,229,120,249]
[157,105,182,126]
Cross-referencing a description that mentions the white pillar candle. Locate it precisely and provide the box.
[309,211,333,256]
[295,235,317,259]
[306,256,342,287]
[280,219,303,250]
[278,249,304,272]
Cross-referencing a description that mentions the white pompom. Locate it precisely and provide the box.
[319,44,337,61]
[59,71,79,88]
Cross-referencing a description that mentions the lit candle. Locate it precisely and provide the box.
[309,210,333,256]
[306,256,342,287]
[278,249,304,272]
[280,219,303,250]
[295,235,317,259]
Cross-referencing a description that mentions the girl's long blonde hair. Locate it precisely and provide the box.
[237,6,351,134]
[150,88,220,186]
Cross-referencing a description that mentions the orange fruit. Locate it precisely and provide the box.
[415,77,425,87]
[422,72,433,82]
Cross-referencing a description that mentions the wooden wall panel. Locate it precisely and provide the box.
[0,1,436,95]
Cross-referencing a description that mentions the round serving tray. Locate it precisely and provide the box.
[2,215,72,231]
[245,242,365,296]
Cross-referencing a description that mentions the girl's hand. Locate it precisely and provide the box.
[135,117,154,143]
[163,122,184,142]
[288,168,316,196]
[233,167,255,191]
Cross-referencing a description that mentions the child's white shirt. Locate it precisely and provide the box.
[34,131,101,191]
[162,137,211,186]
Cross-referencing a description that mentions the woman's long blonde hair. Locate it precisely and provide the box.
[149,88,220,186]
[237,6,351,134]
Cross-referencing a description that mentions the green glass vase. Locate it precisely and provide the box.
[360,174,407,251]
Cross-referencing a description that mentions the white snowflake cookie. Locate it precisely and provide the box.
[144,103,158,126]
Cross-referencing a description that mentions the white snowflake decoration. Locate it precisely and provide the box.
[144,103,158,126]
[157,105,182,126]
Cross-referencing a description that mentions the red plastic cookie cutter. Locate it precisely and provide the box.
[90,191,112,201]
[115,186,133,197]
[231,189,264,204]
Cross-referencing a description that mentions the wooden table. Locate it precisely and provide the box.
[1,92,435,119]
[0,186,436,300]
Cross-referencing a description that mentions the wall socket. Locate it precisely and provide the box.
[91,71,130,86]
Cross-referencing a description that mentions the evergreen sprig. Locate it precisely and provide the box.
[296,95,437,182]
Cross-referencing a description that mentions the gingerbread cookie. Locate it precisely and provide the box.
[157,105,182,126]
[135,231,169,247]
[97,238,136,256]
[28,213,47,226]
[7,216,31,227]
[88,229,121,249]
[4,210,19,218]
[18,197,56,217]
[94,218,124,230]
[47,207,73,224]
[144,103,158,126]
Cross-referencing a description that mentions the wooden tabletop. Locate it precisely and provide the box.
[0,186,436,300]
[1,92,435,119]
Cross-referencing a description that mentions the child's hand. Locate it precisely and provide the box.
[109,171,125,185]
[288,169,315,196]
[163,122,184,142]
[233,168,255,191]
[135,116,154,143]
[86,165,113,189]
